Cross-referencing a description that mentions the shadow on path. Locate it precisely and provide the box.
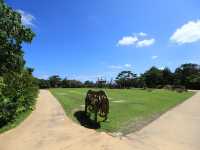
[74,111,100,129]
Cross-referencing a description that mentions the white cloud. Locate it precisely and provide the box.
[136,38,155,47]
[138,32,147,36]
[170,20,200,44]
[108,65,123,69]
[108,64,132,69]
[124,64,132,68]
[117,32,155,48]
[117,36,138,46]
[17,9,35,26]
[151,55,158,59]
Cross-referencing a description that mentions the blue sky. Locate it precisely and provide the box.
[6,0,200,81]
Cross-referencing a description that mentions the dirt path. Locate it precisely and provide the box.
[126,90,200,150]
[0,90,200,150]
[0,90,132,150]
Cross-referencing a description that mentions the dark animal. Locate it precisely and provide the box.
[85,90,109,122]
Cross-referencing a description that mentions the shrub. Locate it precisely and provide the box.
[38,79,50,89]
[0,70,38,127]
[0,0,38,127]
[156,85,164,89]
[172,85,187,93]
[163,85,173,90]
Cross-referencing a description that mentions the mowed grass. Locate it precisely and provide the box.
[50,88,194,134]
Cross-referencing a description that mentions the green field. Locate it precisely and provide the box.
[50,88,194,134]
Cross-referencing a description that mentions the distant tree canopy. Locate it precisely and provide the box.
[162,67,174,85]
[84,80,95,88]
[49,75,62,88]
[142,67,163,88]
[115,71,137,88]
[174,64,200,89]
[141,64,200,89]
[0,0,38,127]
[37,63,200,90]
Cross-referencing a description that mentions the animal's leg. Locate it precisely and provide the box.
[103,114,107,122]
[85,103,87,114]
[94,108,97,122]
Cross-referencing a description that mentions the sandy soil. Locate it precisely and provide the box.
[0,90,200,150]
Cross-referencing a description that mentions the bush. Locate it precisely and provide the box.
[0,70,38,127]
[0,0,38,128]
[38,79,50,89]
[172,85,187,93]
[156,85,164,89]
[163,85,173,90]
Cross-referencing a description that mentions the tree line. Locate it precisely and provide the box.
[38,63,200,90]
[0,0,38,127]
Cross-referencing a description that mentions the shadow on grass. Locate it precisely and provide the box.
[74,111,100,129]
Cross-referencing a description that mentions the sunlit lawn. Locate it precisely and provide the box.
[50,88,194,134]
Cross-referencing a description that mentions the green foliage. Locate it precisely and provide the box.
[49,75,62,88]
[115,71,137,88]
[38,79,50,89]
[162,67,174,85]
[84,80,95,88]
[67,80,83,88]
[142,67,163,88]
[0,1,34,75]
[174,63,200,89]
[0,0,38,128]
[39,63,200,90]
[38,76,84,89]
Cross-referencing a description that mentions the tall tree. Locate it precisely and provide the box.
[0,1,35,75]
[0,0,38,127]
[143,67,163,88]
[162,67,174,85]
[49,75,62,88]
[116,71,137,88]
[174,63,200,89]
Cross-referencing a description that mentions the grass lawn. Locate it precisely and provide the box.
[0,109,32,134]
[50,88,194,134]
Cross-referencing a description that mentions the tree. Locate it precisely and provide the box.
[84,80,95,88]
[115,71,137,88]
[61,78,70,88]
[162,67,174,85]
[143,67,163,88]
[68,80,83,88]
[134,76,146,88]
[38,79,50,89]
[49,75,62,88]
[0,0,38,127]
[174,63,200,89]
[0,1,35,75]
[188,76,200,90]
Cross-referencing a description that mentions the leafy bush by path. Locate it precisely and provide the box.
[0,0,38,129]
